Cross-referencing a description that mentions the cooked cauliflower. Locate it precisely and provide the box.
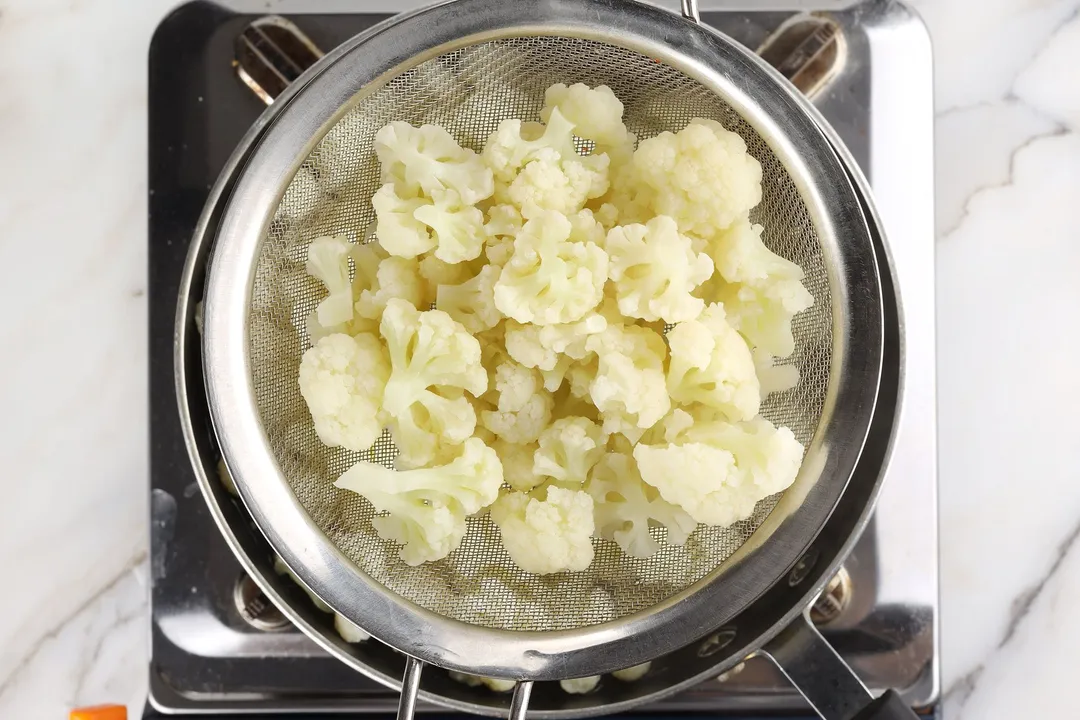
[435,264,501,334]
[633,118,762,238]
[480,360,554,444]
[585,324,670,435]
[559,675,601,694]
[666,303,760,422]
[305,235,358,328]
[355,255,426,321]
[493,439,543,492]
[504,313,607,391]
[335,437,503,564]
[714,276,814,360]
[493,211,608,325]
[380,299,488,467]
[490,486,595,574]
[414,191,488,264]
[298,333,389,453]
[542,83,631,149]
[587,451,696,558]
[753,348,801,397]
[606,215,714,323]
[483,107,598,185]
[533,416,606,487]
[449,671,516,693]
[419,253,473,292]
[611,662,652,682]
[334,613,371,643]
[375,121,494,204]
[507,147,609,220]
[633,416,804,527]
[372,184,436,258]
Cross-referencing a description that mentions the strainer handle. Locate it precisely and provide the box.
[680,0,700,22]
[762,613,919,720]
[396,656,424,720]
[508,680,534,720]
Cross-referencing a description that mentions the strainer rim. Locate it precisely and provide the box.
[203,0,883,681]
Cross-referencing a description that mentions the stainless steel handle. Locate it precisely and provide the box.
[396,656,424,720]
[761,613,919,720]
[508,680,534,720]
[680,0,700,22]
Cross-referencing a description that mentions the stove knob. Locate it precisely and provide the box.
[809,565,853,626]
[756,14,845,98]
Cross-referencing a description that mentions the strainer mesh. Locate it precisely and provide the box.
[249,37,832,632]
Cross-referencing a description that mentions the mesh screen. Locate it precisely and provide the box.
[248,36,833,632]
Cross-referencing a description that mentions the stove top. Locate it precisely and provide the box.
[147,1,937,716]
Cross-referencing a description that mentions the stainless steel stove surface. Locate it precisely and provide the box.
[147,1,937,716]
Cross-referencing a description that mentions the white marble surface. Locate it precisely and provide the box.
[1,0,1078,717]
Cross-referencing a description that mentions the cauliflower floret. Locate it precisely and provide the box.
[506,147,609,219]
[504,313,608,391]
[419,253,474,295]
[482,107,582,185]
[606,215,714,323]
[585,324,670,434]
[713,278,814,360]
[533,416,606,487]
[611,663,652,682]
[633,417,804,527]
[298,333,389,453]
[334,613,371,643]
[354,255,426,320]
[480,360,554,444]
[586,451,697,558]
[372,184,436,258]
[666,303,760,422]
[706,217,802,284]
[336,438,502,564]
[542,83,631,149]
[493,211,608,325]
[306,235,359,327]
[380,299,488,467]
[486,204,523,240]
[449,671,516,693]
[435,264,502,334]
[567,209,607,246]
[375,121,494,204]
[633,118,762,238]
[493,439,543,492]
[560,676,601,695]
[753,348,800,397]
[414,191,487,264]
[490,486,595,574]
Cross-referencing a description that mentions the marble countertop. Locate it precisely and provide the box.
[1,0,1078,717]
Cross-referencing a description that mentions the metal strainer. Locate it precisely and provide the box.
[201,0,892,717]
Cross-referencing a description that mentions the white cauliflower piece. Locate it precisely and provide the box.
[611,662,652,682]
[335,438,503,564]
[585,324,670,434]
[334,613,371,643]
[298,333,389,453]
[493,439,544,492]
[375,121,494,205]
[306,235,359,328]
[567,209,607,246]
[435,264,502,334]
[504,313,608,391]
[507,147,609,219]
[666,303,760,422]
[482,107,581,185]
[753,348,801,397]
[372,183,436,258]
[586,451,696,558]
[633,118,762,237]
[479,360,554,444]
[606,215,714,323]
[542,83,631,149]
[414,191,487,264]
[419,253,473,291]
[533,416,606,487]
[490,486,595,574]
[449,671,516,693]
[559,676,601,694]
[486,204,523,238]
[707,217,802,284]
[355,255,426,320]
[494,211,608,325]
[633,417,804,527]
[380,299,488,467]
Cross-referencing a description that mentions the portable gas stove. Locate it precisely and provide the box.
[147,1,937,717]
